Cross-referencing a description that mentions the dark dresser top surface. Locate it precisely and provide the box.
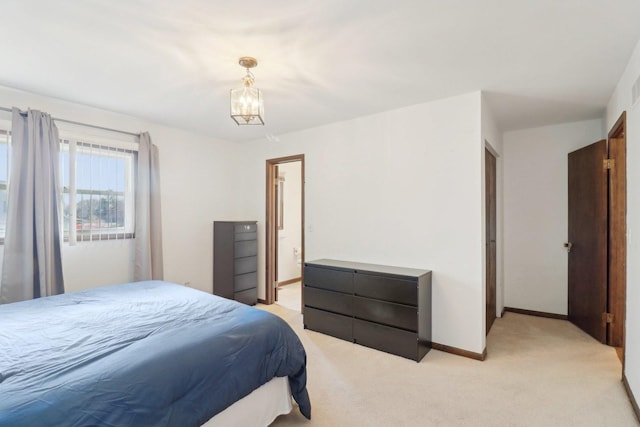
[305,259,431,278]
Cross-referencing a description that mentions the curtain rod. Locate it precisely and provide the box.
[0,106,140,138]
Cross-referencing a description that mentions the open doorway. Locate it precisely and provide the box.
[265,155,304,310]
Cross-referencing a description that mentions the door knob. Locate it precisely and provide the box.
[564,242,573,253]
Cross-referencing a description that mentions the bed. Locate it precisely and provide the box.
[0,280,311,426]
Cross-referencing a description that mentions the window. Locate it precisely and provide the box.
[60,140,136,242]
[0,130,10,242]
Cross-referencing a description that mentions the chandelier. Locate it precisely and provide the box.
[230,57,265,125]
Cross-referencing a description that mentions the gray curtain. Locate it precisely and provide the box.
[134,132,164,281]
[0,108,64,304]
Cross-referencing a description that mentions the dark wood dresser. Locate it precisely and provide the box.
[303,259,432,361]
[213,221,258,305]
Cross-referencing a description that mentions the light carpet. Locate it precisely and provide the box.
[260,285,637,426]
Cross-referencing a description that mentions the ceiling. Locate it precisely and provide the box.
[1,1,639,142]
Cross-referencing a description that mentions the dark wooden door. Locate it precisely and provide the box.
[568,140,608,343]
[485,149,497,334]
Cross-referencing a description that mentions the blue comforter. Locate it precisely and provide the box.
[0,281,311,426]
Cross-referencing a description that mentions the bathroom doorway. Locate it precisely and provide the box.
[275,160,303,310]
[265,155,304,311]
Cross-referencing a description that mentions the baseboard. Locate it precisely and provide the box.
[623,374,640,423]
[258,298,267,304]
[431,342,486,361]
[278,277,302,287]
[500,307,506,317]
[503,306,568,320]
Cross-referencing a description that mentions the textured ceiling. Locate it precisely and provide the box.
[1,1,639,142]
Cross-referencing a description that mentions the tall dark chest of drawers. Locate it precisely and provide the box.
[304,259,432,362]
[213,221,258,305]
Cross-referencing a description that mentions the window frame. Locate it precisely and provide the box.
[0,129,10,244]
[60,139,137,243]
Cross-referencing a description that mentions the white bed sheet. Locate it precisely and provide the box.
[202,376,293,427]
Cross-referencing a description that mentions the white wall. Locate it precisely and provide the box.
[277,161,302,282]
[503,119,604,314]
[0,85,241,294]
[606,38,640,410]
[238,92,486,354]
[481,94,505,321]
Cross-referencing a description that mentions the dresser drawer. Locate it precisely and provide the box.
[354,273,417,306]
[234,231,257,241]
[234,256,257,275]
[234,223,257,233]
[234,240,258,258]
[354,319,418,361]
[304,307,353,342]
[304,286,353,316]
[353,296,417,331]
[234,287,257,305]
[235,272,257,292]
[304,265,353,293]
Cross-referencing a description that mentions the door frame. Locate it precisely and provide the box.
[607,111,626,363]
[265,154,305,305]
[485,147,497,335]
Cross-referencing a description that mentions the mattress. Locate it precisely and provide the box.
[203,376,292,426]
[0,280,311,426]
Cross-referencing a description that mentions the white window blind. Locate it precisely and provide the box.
[60,140,136,243]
